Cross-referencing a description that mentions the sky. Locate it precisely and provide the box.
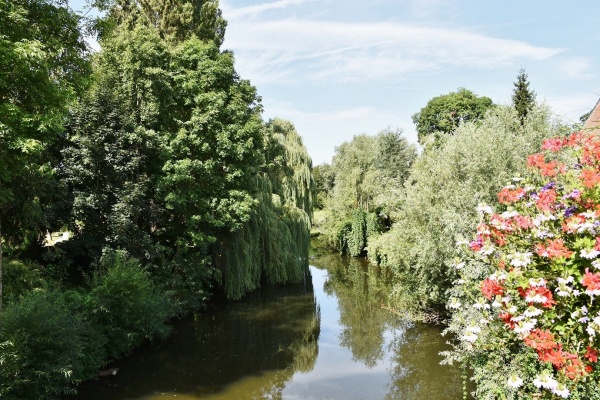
[217,0,600,165]
[71,0,600,165]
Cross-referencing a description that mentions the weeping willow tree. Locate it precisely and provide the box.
[215,119,315,299]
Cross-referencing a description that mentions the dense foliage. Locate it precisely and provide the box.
[411,88,493,147]
[369,105,563,316]
[0,0,315,397]
[446,131,600,399]
[315,129,416,256]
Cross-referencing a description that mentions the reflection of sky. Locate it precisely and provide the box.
[281,266,395,400]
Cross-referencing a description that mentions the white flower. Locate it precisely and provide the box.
[524,307,542,317]
[508,252,533,267]
[448,298,462,309]
[479,243,495,256]
[581,248,600,259]
[529,278,547,287]
[587,325,596,337]
[465,325,481,334]
[557,276,574,284]
[473,298,490,310]
[454,261,466,269]
[552,383,570,398]
[491,299,502,308]
[501,210,519,219]
[533,372,558,390]
[592,259,600,270]
[462,332,478,343]
[477,205,493,215]
[514,319,537,335]
[507,374,523,388]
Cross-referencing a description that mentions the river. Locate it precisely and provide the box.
[71,253,465,399]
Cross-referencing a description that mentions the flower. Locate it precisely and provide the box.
[481,278,504,300]
[533,371,558,390]
[506,374,523,388]
[552,383,570,398]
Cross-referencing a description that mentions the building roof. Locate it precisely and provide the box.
[583,99,600,135]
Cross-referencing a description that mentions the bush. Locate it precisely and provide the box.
[0,290,99,399]
[84,250,173,359]
[369,105,562,315]
[446,131,600,399]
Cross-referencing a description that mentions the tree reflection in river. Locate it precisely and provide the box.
[70,271,320,400]
[317,254,403,368]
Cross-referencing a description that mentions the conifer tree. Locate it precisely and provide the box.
[512,68,536,125]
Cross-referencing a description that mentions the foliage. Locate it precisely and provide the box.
[85,250,172,359]
[2,259,47,305]
[369,105,563,315]
[319,129,416,255]
[446,132,600,399]
[215,119,314,299]
[0,0,89,314]
[412,88,493,147]
[512,68,537,125]
[0,290,102,399]
[312,163,335,210]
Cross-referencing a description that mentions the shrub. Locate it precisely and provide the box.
[0,290,95,399]
[370,105,562,315]
[446,131,600,399]
[84,250,173,359]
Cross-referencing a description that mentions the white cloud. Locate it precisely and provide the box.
[222,0,316,19]
[225,18,564,85]
[557,57,595,80]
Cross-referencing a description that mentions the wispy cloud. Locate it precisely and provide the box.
[224,18,564,85]
[223,0,316,19]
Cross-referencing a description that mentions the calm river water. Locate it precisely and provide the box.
[72,254,464,399]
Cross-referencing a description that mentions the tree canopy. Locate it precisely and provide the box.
[411,88,493,147]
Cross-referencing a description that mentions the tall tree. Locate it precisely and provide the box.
[0,0,89,314]
[512,68,536,125]
[412,88,493,147]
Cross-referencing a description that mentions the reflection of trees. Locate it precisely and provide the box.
[319,254,399,368]
[72,270,320,400]
[385,324,464,400]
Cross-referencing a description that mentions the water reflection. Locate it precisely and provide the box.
[71,272,320,400]
[71,255,464,399]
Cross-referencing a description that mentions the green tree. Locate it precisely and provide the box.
[412,88,493,147]
[512,68,536,125]
[320,131,415,256]
[370,105,562,316]
[0,0,89,314]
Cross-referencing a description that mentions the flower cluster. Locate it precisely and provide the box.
[455,131,600,398]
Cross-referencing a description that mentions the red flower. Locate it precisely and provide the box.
[536,188,557,211]
[535,238,573,259]
[527,153,546,168]
[585,346,598,363]
[498,187,525,204]
[481,278,504,300]
[499,312,515,329]
[581,268,600,292]
[580,168,600,188]
[541,138,565,152]
[524,286,556,308]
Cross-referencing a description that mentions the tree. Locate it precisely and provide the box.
[0,0,89,314]
[512,68,536,125]
[412,88,493,146]
[370,105,563,315]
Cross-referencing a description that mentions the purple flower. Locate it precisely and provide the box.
[542,182,556,191]
[564,206,577,217]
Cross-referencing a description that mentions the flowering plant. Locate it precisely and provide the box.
[450,131,600,399]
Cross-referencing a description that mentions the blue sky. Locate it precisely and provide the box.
[219,0,600,165]
[72,0,600,165]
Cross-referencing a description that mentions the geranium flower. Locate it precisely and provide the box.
[481,278,504,300]
[581,268,600,295]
